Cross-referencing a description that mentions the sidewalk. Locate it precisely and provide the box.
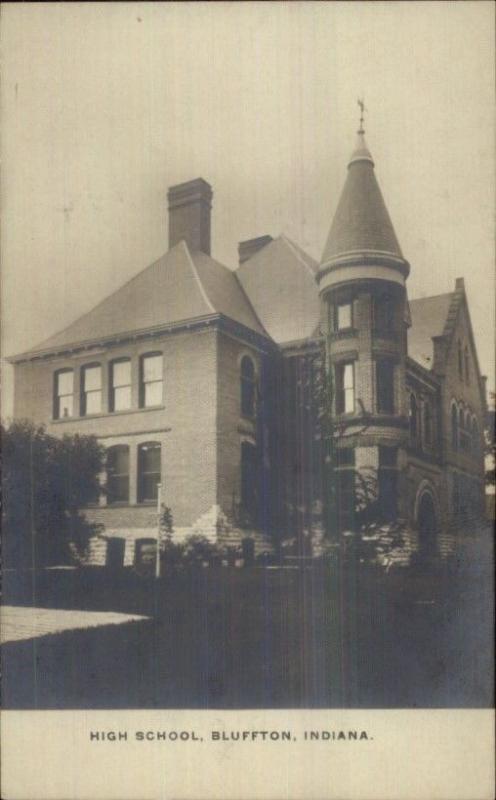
[0,605,149,644]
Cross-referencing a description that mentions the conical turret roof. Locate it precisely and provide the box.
[320,133,404,270]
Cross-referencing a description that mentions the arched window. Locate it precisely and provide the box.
[459,407,466,451]
[464,346,470,384]
[409,394,418,442]
[457,340,463,380]
[424,401,432,446]
[451,403,458,450]
[138,441,161,502]
[472,417,480,457]
[240,356,256,418]
[81,363,102,416]
[54,368,74,419]
[240,440,258,525]
[107,445,130,504]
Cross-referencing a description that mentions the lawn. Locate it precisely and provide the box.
[2,556,493,709]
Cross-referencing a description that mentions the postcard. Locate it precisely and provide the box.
[1,2,494,799]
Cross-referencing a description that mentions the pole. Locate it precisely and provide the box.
[155,483,162,579]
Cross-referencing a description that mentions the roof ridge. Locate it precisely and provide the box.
[182,242,216,314]
[280,235,318,278]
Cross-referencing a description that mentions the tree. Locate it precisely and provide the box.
[1,420,106,568]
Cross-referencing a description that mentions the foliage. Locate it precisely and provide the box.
[159,505,174,537]
[1,419,106,568]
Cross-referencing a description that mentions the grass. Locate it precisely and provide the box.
[2,557,493,709]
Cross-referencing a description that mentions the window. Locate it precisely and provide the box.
[374,293,394,332]
[107,445,129,504]
[424,401,432,446]
[410,394,418,441]
[459,408,469,452]
[336,448,356,468]
[376,360,395,413]
[335,362,354,414]
[81,364,102,416]
[110,359,131,412]
[472,418,480,457]
[451,403,458,450]
[464,346,470,384]
[241,356,256,418]
[335,301,353,331]
[54,369,74,419]
[241,441,258,524]
[457,340,463,380]
[138,441,161,502]
[140,353,163,408]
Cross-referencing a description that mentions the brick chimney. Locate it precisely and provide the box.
[168,178,213,254]
[238,235,273,265]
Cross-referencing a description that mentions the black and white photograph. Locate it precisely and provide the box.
[1,2,494,799]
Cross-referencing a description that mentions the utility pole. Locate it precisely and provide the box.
[155,483,162,579]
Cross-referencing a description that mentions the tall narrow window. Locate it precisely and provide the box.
[107,445,129,504]
[424,401,432,446]
[335,362,354,414]
[140,353,163,408]
[376,360,395,413]
[138,441,161,502]
[54,369,74,419]
[374,293,394,332]
[472,417,480,457]
[464,346,470,384]
[110,358,131,412]
[81,364,102,416]
[335,301,353,331]
[241,356,256,418]
[410,394,418,442]
[451,403,458,450]
[459,408,466,451]
[457,340,463,380]
[241,441,258,524]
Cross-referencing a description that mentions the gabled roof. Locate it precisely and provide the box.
[408,292,454,369]
[13,241,267,359]
[321,133,404,269]
[236,235,321,344]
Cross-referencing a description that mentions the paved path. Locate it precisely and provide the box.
[1,606,149,644]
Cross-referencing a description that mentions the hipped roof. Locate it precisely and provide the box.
[13,241,267,359]
[236,235,321,344]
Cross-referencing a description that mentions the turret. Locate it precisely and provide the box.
[318,114,410,527]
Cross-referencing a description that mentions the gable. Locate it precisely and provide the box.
[445,294,485,404]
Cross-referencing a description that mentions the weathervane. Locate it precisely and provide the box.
[357,97,366,135]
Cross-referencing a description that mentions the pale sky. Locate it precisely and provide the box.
[1,2,494,419]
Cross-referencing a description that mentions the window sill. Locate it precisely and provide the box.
[52,405,166,423]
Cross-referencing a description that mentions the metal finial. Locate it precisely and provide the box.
[357,97,366,135]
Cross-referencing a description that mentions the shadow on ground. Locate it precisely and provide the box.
[2,546,494,709]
